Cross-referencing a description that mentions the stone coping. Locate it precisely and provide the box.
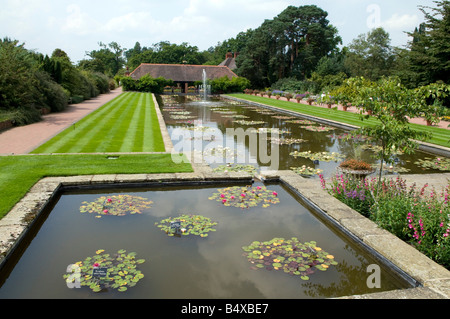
[1,167,449,299]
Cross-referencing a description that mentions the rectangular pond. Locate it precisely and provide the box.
[0,182,414,299]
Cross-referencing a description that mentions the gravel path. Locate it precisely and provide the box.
[0,87,123,155]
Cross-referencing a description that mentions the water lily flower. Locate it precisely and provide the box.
[241,194,246,197]
[230,196,235,200]
[220,194,225,198]
[222,199,227,204]
[273,192,278,196]
[257,186,262,190]
[107,198,112,203]
[103,209,109,214]
[93,263,100,268]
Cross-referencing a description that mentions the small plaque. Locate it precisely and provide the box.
[170,221,181,229]
[92,268,108,277]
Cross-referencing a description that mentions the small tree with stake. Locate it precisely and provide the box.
[348,76,440,185]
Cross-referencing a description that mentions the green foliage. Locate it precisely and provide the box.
[80,195,153,218]
[209,185,280,209]
[155,214,218,237]
[242,237,337,280]
[344,27,396,81]
[210,76,250,93]
[126,41,208,71]
[63,249,145,293]
[322,174,450,269]
[236,5,341,88]
[121,75,173,93]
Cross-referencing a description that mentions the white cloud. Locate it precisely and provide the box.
[61,4,100,36]
[382,13,420,30]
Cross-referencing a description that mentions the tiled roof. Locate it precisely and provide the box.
[129,64,238,82]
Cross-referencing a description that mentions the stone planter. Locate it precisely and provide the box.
[337,167,375,180]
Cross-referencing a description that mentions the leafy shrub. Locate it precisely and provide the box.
[321,174,450,268]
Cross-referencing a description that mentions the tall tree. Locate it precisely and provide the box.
[236,5,341,88]
[344,27,395,81]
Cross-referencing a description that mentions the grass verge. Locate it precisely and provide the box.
[227,94,450,148]
[0,153,193,220]
[31,92,165,154]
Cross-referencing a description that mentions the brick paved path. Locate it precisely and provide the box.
[0,88,123,155]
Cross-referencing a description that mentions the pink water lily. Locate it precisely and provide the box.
[220,194,225,198]
[107,198,112,203]
[103,209,109,214]
[93,263,100,268]
[273,192,278,196]
[222,199,227,204]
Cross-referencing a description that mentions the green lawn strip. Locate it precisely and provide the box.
[30,93,130,154]
[146,94,166,152]
[129,93,147,152]
[98,92,142,153]
[79,92,139,153]
[0,153,193,220]
[227,94,450,148]
[30,92,166,154]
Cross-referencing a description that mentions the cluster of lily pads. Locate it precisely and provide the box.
[213,164,258,175]
[290,151,346,162]
[250,128,291,134]
[209,185,280,209]
[301,125,335,132]
[233,120,266,126]
[285,119,317,125]
[202,146,238,158]
[79,195,153,218]
[155,214,218,237]
[272,115,296,120]
[290,166,323,176]
[63,249,145,293]
[266,137,307,145]
[414,157,450,171]
[242,238,337,281]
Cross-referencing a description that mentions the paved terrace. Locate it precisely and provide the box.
[0,92,449,299]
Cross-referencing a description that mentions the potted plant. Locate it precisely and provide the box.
[338,158,375,179]
[285,93,293,101]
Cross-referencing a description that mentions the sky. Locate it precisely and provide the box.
[0,0,438,64]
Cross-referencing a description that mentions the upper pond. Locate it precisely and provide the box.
[160,95,448,178]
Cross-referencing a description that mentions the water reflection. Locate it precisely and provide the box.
[160,95,445,178]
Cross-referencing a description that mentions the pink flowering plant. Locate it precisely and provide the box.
[321,174,450,268]
[209,185,280,209]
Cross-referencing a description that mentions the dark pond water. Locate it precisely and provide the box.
[0,183,412,299]
[161,95,445,179]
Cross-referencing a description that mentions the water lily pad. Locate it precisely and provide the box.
[63,249,145,293]
[80,195,153,218]
[290,166,323,176]
[242,238,337,281]
[414,157,450,171]
[233,120,267,126]
[266,137,308,145]
[213,164,258,175]
[290,151,346,162]
[301,125,335,132]
[209,185,280,209]
[155,214,218,237]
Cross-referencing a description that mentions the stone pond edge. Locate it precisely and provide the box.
[1,166,449,299]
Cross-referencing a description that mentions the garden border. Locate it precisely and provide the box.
[1,163,449,299]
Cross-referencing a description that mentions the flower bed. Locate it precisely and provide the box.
[320,174,450,269]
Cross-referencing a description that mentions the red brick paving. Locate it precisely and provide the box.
[0,87,123,155]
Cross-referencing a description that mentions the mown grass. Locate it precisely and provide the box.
[0,154,193,219]
[227,94,450,148]
[31,92,165,154]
